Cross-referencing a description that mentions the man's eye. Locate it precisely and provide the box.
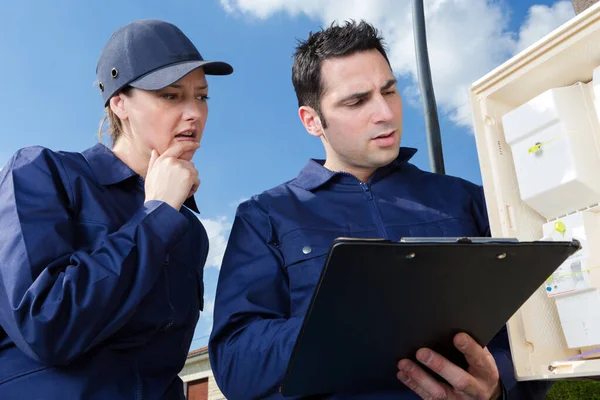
[348,99,364,107]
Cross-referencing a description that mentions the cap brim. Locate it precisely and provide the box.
[129,60,233,90]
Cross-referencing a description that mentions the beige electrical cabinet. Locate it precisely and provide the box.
[469,3,600,382]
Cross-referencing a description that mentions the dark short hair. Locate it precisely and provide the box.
[291,20,391,127]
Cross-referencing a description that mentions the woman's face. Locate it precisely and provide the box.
[113,68,209,162]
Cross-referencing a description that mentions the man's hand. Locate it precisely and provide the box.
[397,332,501,400]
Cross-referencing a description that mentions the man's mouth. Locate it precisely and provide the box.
[373,130,395,140]
[372,130,397,147]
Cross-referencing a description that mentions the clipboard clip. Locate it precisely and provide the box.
[399,237,520,244]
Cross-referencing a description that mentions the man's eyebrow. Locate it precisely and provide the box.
[338,90,370,104]
[337,79,398,104]
[381,78,397,91]
[166,84,209,90]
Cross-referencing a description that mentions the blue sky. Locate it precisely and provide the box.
[0,0,575,350]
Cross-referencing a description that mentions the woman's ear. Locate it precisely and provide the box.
[109,92,129,121]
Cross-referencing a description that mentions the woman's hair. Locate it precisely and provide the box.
[97,86,133,146]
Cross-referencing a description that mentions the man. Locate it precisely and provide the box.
[209,20,551,399]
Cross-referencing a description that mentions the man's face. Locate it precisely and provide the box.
[307,49,403,179]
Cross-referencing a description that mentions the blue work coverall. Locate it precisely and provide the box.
[0,143,207,399]
[209,147,551,399]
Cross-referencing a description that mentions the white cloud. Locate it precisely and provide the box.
[199,215,233,269]
[515,1,574,54]
[220,0,574,129]
[197,196,249,270]
[220,0,324,19]
[220,0,235,14]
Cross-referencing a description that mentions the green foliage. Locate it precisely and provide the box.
[546,380,600,399]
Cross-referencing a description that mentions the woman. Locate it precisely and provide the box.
[0,19,233,399]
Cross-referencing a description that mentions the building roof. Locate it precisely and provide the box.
[187,346,208,359]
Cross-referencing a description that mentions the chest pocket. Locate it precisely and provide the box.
[279,229,347,317]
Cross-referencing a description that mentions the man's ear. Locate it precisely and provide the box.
[109,92,128,121]
[298,106,324,138]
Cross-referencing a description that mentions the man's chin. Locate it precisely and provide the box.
[372,147,400,167]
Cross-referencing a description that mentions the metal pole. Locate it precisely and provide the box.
[412,0,445,174]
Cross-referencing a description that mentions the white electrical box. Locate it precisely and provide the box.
[541,211,600,352]
[592,65,600,118]
[555,290,600,350]
[542,211,600,297]
[501,83,600,220]
[469,2,600,381]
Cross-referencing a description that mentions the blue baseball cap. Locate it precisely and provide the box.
[96,19,233,106]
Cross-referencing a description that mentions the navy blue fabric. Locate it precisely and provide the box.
[0,143,208,399]
[209,147,551,399]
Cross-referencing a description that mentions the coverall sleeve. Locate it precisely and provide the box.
[0,147,190,366]
[209,200,301,399]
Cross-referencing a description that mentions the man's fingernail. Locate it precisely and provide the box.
[418,350,432,364]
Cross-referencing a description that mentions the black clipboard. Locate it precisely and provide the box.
[280,237,581,397]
